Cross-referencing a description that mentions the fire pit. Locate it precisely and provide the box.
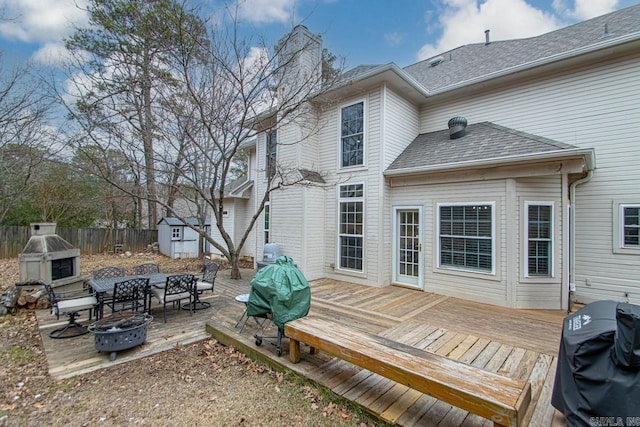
[88,312,153,361]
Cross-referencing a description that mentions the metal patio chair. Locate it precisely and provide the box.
[133,263,160,275]
[42,282,98,339]
[185,262,219,311]
[92,266,126,314]
[151,274,195,322]
[92,266,126,279]
[108,277,150,314]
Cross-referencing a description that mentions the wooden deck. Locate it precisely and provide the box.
[36,269,568,426]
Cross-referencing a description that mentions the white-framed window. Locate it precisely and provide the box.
[438,202,494,273]
[614,202,640,254]
[171,227,181,241]
[340,101,364,168]
[338,183,364,271]
[266,130,277,179]
[264,200,270,244]
[622,205,640,246]
[525,202,553,277]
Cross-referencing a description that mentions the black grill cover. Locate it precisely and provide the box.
[551,301,640,426]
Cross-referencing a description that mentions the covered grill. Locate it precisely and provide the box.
[256,243,282,270]
[246,256,310,356]
[18,223,84,292]
[552,300,640,425]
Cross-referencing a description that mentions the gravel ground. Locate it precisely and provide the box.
[0,254,382,427]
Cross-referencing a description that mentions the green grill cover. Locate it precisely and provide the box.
[246,256,310,329]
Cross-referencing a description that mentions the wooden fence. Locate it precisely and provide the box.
[0,226,158,258]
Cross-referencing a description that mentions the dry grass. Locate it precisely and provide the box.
[0,254,383,427]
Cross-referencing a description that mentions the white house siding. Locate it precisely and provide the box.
[515,176,565,309]
[301,185,325,280]
[277,116,302,171]
[209,203,235,256]
[382,86,420,169]
[312,87,386,287]
[379,86,421,286]
[253,105,323,269]
[390,179,510,306]
[417,51,640,305]
[266,116,305,262]
[233,198,255,258]
[270,186,304,264]
[297,105,321,171]
[254,132,268,262]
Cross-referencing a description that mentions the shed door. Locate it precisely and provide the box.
[393,207,423,289]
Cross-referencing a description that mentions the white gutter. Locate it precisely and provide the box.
[384,147,596,177]
[568,170,594,312]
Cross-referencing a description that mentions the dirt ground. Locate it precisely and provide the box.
[0,254,381,427]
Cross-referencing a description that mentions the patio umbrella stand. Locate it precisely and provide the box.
[88,312,153,361]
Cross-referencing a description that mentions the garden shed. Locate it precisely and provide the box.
[157,217,210,259]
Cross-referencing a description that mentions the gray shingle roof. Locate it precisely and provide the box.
[386,122,578,173]
[159,217,211,227]
[403,4,640,92]
[339,64,383,81]
[298,168,326,183]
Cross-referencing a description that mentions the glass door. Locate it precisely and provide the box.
[393,207,423,288]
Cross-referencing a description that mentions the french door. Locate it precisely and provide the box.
[393,207,423,289]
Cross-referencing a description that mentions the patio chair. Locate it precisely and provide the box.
[133,263,160,275]
[185,262,219,311]
[108,277,150,314]
[92,266,126,313]
[151,274,195,322]
[42,282,98,339]
[92,266,126,279]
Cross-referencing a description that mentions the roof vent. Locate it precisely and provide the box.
[485,29,490,45]
[448,117,467,139]
[601,23,614,38]
[429,56,444,67]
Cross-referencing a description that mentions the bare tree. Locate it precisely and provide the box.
[0,58,55,224]
[63,0,208,228]
[59,1,341,278]
[151,10,342,278]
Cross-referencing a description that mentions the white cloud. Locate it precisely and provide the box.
[237,0,296,24]
[556,0,620,20]
[384,32,403,47]
[418,0,562,61]
[418,0,628,61]
[0,0,88,43]
[31,42,75,67]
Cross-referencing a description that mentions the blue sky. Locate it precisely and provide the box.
[0,0,638,70]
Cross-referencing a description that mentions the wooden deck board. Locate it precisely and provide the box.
[380,387,423,424]
[397,394,440,426]
[35,270,567,426]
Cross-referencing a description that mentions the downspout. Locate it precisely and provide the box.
[568,170,593,312]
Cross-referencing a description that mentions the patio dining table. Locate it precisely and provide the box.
[88,273,169,318]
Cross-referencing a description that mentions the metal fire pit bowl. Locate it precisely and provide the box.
[88,312,153,361]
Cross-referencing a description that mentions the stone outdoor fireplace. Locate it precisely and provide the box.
[18,223,84,290]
